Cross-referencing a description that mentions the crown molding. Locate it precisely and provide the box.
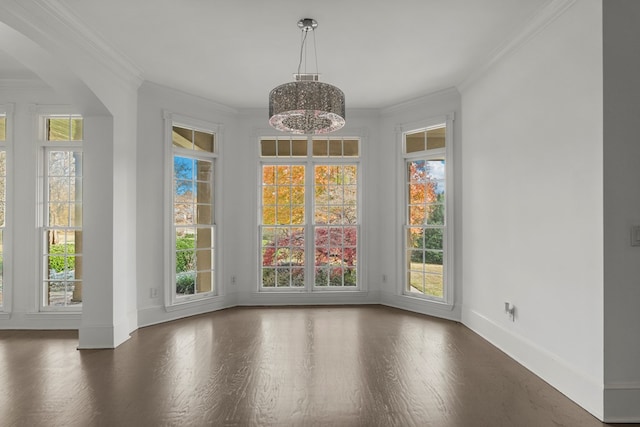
[0,0,143,90]
[458,0,576,93]
[37,0,144,88]
[381,87,460,115]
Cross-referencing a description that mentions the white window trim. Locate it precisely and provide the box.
[37,112,84,312]
[0,104,14,316]
[396,113,455,309]
[258,137,364,293]
[163,111,223,309]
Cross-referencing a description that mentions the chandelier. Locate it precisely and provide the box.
[269,18,345,135]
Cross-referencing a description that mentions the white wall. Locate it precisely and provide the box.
[603,0,640,422]
[460,0,603,418]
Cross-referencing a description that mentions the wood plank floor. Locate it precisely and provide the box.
[0,306,623,426]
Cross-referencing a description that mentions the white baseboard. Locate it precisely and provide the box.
[236,289,380,306]
[137,295,236,328]
[0,311,81,329]
[603,383,640,423]
[462,307,603,421]
[379,290,461,322]
[77,322,130,349]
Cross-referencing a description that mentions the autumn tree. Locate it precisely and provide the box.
[408,160,444,265]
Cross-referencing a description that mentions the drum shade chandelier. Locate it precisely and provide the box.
[268,18,345,135]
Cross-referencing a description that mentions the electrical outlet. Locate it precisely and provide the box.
[150,288,158,298]
[504,302,516,321]
[231,276,236,284]
[382,274,387,283]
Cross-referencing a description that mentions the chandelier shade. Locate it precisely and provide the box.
[269,80,345,135]
[268,18,345,135]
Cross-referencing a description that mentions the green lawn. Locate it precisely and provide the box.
[408,262,443,298]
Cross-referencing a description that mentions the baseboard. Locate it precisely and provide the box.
[77,321,131,349]
[603,383,640,423]
[462,307,603,421]
[137,296,236,328]
[0,311,82,329]
[379,290,461,322]
[236,289,380,306]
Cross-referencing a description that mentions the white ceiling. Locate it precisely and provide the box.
[1,0,549,109]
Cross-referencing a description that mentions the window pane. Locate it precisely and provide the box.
[261,139,277,157]
[176,228,196,293]
[196,248,212,270]
[426,204,445,225]
[174,156,193,180]
[173,126,193,149]
[343,140,359,156]
[194,131,214,152]
[48,177,70,201]
[427,127,446,149]
[277,139,291,157]
[291,139,307,156]
[0,116,5,141]
[196,270,212,293]
[276,165,291,184]
[262,165,275,185]
[424,228,443,250]
[196,180,212,204]
[48,118,70,141]
[196,159,213,181]
[262,268,276,287]
[313,139,328,156]
[196,205,212,225]
[71,118,83,141]
[329,140,342,156]
[261,226,305,288]
[291,166,305,185]
[176,271,195,295]
[314,165,357,226]
[47,117,83,141]
[406,131,426,153]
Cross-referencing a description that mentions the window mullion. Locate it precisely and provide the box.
[305,148,314,291]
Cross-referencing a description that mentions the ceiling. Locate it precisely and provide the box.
[1,0,550,109]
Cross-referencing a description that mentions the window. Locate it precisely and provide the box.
[41,115,83,309]
[0,112,6,308]
[260,136,360,290]
[403,124,451,302]
[170,121,217,303]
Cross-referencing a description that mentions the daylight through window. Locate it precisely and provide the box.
[260,137,360,290]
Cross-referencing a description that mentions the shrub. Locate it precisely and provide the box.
[176,272,195,294]
[48,244,75,272]
[176,235,195,273]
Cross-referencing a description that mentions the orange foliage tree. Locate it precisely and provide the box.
[408,160,438,226]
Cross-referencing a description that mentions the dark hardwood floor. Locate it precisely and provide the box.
[0,306,621,426]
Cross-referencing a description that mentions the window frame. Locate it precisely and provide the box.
[38,113,84,312]
[398,114,455,308]
[164,112,222,308]
[258,136,362,292]
[0,105,13,314]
